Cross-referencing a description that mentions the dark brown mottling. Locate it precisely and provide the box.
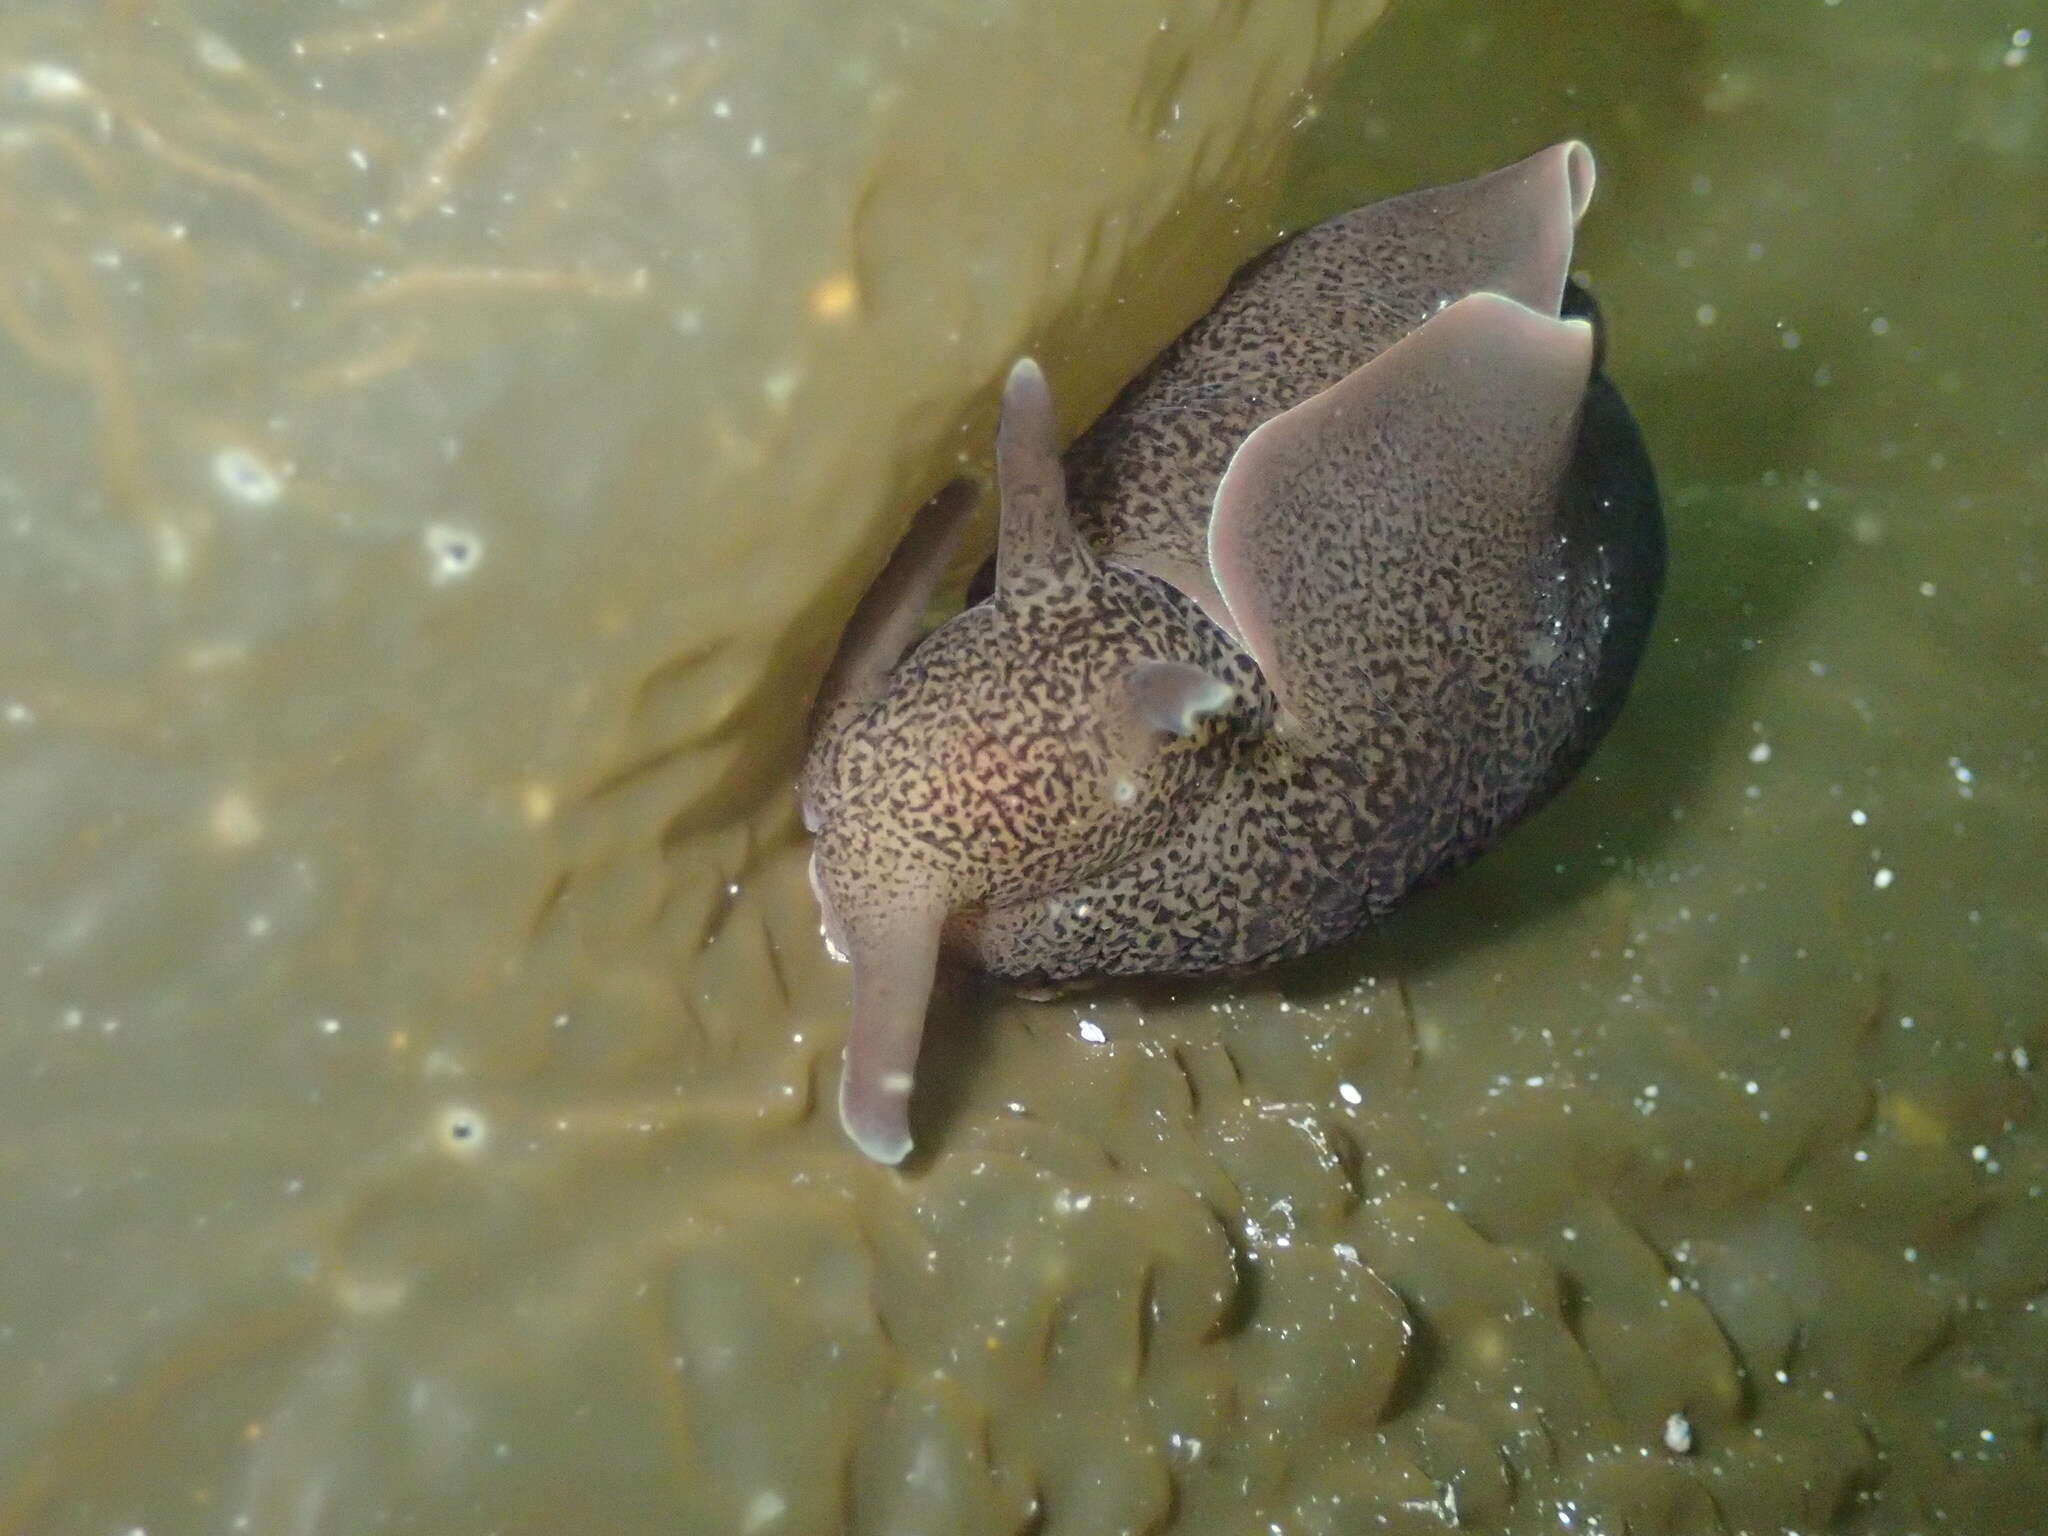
[803,143,1665,1163]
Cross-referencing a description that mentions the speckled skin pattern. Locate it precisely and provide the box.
[967,155,1657,980]
[806,546,1268,928]
[1061,142,1589,619]
[802,143,1664,1156]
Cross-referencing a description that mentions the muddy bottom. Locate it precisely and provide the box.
[1,0,2043,1531]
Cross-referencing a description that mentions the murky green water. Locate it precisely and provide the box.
[1,0,2042,1531]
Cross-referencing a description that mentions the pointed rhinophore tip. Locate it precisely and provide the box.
[1559,140,1596,224]
[839,1063,914,1165]
[1003,356,1051,426]
[998,356,1056,454]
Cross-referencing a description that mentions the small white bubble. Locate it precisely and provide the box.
[212,446,284,508]
[1870,315,1890,335]
[1873,867,1895,890]
[1338,1081,1363,1106]
[424,522,484,584]
[1850,808,1869,826]
[1748,740,1772,764]
[1919,581,1938,597]
[1663,1411,1694,1454]
[439,1106,488,1153]
[1694,303,1717,327]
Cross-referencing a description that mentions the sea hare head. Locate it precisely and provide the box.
[801,361,1238,1163]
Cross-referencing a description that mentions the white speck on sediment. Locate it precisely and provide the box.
[195,32,247,74]
[209,790,263,847]
[12,62,86,102]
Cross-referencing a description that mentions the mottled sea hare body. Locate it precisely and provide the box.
[802,142,1665,1163]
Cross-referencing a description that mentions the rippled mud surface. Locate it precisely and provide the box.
[2,0,2043,1531]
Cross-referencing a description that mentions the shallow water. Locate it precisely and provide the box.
[1,0,2043,1532]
